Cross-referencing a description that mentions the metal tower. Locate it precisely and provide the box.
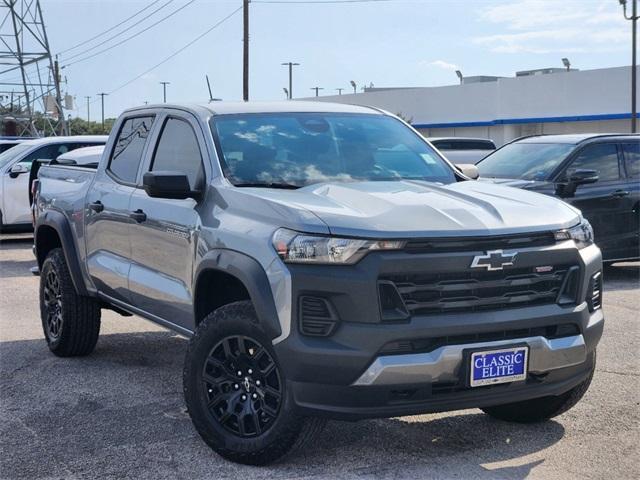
[0,0,67,136]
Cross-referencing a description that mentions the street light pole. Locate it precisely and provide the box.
[336,88,344,95]
[85,96,90,122]
[160,81,170,103]
[281,62,299,99]
[311,87,324,97]
[620,0,638,133]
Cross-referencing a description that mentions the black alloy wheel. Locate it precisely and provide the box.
[43,268,63,340]
[202,335,282,438]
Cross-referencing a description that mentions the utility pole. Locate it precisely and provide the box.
[85,96,90,122]
[160,81,170,103]
[620,0,638,133]
[52,58,67,135]
[281,62,300,99]
[97,93,108,128]
[243,0,249,101]
[311,87,324,97]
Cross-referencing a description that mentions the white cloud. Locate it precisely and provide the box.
[474,0,627,54]
[422,60,460,71]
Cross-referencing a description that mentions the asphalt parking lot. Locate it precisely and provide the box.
[0,233,638,480]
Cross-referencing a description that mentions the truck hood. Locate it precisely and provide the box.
[235,180,581,238]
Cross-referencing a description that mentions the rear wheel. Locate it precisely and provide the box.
[183,301,325,465]
[482,353,596,423]
[39,248,101,356]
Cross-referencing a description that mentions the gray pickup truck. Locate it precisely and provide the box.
[33,102,603,465]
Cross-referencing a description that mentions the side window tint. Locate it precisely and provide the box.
[109,116,154,183]
[622,143,640,179]
[19,145,60,168]
[151,118,204,190]
[566,144,620,182]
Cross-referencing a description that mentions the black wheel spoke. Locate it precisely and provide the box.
[201,334,282,438]
[43,267,63,341]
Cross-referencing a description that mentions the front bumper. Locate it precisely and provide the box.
[273,243,604,420]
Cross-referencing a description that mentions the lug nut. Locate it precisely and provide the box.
[255,380,261,386]
[241,394,247,401]
[237,370,242,376]
[248,368,253,374]
[234,384,239,390]
[208,389,212,393]
[252,393,258,399]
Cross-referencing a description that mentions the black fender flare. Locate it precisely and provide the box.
[35,210,89,296]
[194,249,282,340]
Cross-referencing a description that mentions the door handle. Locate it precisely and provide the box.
[611,190,630,198]
[130,209,147,223]
[89,201,104,213]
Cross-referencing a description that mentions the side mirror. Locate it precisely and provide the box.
[8,163,29,178]
[556,169,598,197]
[457,164,480,180]
[143,171,201,200]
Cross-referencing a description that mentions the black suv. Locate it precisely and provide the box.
[477,134,640,263]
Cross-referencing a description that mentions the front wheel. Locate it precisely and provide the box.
[183,301,325,465]
[482,352,596,423]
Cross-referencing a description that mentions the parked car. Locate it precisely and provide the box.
[427,137,496,164]
[0,135,107,231]
[0,138,30,154]
[476,134,640,263]
[33,102,602,465]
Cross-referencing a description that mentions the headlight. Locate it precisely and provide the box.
[554,219,594,249]
[272,228,405,264]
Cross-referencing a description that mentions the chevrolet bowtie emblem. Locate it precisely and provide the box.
[470,250,517,271]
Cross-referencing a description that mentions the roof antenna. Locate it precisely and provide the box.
[206,75,214,102]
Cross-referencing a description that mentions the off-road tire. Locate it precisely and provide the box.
[183,300,325,465]
[39,248,101,356]
[482,352,596,423]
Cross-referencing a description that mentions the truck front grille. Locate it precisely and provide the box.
[380,264,577,316]
[404,231,556,254]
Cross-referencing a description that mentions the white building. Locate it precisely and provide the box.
[305,66,637,146]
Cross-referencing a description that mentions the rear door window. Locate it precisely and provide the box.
[565,144,621,182]
[109,116,155,184]
[622,142,640,179]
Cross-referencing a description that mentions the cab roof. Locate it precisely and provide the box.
[124,101,382,117]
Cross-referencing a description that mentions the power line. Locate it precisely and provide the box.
[58,0,165,54]
[252,0,393,3]
[101,6,242,99]
[64,0,197,68]
[62,0,175,62]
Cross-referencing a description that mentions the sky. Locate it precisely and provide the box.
[25,0,634,119]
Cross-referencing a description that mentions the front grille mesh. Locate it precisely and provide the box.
[381,265,576,315]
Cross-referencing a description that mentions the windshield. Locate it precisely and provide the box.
[0,143,30,170]
[477,143,575,181]
[211,113,456,187]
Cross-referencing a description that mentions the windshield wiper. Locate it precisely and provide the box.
[234,181,301,190]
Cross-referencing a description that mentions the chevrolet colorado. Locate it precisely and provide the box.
[33,102,603,465]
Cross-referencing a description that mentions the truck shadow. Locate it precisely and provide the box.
[603,262,639,291]
[1,330,564,479]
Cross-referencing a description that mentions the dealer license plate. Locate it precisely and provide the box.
[469,346,528,387]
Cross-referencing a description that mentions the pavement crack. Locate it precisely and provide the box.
[599,369,640,377]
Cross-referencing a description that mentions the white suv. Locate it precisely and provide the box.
[0,135,106,231]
